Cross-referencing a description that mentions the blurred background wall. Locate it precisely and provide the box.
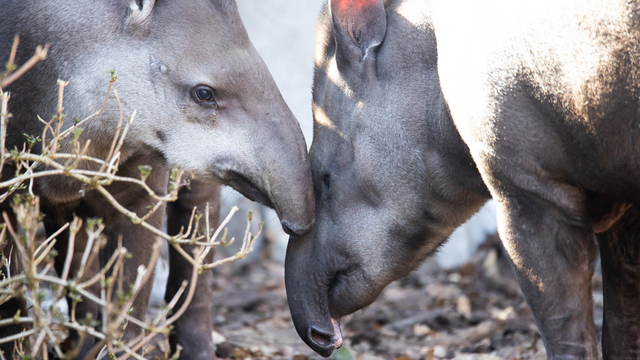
[222,0,498,268]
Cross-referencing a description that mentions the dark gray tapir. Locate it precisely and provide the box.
[285,0,640,358]
[0,0,314,359]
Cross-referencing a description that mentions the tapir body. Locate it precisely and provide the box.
[1,0,314,359]
[285,0,640,358]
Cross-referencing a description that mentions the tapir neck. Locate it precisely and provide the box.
[430,91,490,200]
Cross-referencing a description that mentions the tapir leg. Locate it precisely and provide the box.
[165,181,220,360]
[74,157,168,359]
[102,171,167,358]
[495,193,599,359]
[100,205,163,355]
[596,205,640,358]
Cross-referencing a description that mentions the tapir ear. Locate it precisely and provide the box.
[122,0,156,26]
[330,0,387,61]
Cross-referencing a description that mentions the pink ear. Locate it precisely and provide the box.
[332,0,381,16]
[331,0,386,58]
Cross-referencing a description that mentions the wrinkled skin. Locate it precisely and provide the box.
[286,0,640,358]
[1,0,314,359]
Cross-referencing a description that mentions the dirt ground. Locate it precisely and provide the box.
[194,234,604,360]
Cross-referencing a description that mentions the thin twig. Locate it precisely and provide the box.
[99,89,124,174]
[34,222,68,259]
[76,222,105,280]
[0,329,36,345]
[117,247,202,360]
[0,317,33,328]
[59,218,80,283]
[0,44,48,89]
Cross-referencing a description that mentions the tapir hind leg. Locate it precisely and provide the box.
[165,180,220,360]
[596,204,640,358]
[494,191,599,359]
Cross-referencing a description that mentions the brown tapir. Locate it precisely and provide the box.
[0,0,314,359]
[285,0,640,358]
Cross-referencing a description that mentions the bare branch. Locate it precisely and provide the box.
[0,44,48,89]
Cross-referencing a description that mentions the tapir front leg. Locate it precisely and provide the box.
[47,219,101,358]
[165,180,220,360]
[495,192,598,359]
[74,156,169,359]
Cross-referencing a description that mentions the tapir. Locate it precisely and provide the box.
[0,0,314,359]
[285,0,640,358]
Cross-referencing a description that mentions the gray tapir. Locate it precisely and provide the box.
[285,0,640,358]
[0,0,314,358]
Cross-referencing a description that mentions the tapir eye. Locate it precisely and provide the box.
[191,85,218,108]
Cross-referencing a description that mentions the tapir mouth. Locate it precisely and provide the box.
[223,170,274,208]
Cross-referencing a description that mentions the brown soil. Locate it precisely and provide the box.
[163,235,605,360]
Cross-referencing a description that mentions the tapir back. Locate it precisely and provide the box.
[432,0,640,204]
[1,0,124,151]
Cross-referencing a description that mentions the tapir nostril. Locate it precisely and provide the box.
[308,326,336,349]
[281,220,312,237]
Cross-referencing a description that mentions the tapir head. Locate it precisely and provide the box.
[5,0,314,235]
[284,0,487,356]
[122,0,315,234]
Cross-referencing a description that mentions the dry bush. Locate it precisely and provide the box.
[0,35,260,360]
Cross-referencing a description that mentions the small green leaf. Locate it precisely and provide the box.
[138,165,152,182]
[86,217,103,232]
[5,62,17,73]
[22,133,41,148]
[107,70,117,83]
[71,127,83,143]
[12,309,21,322]
[35,290,47,303]
[170,168,179,182]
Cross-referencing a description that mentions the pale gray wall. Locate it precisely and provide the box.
[236,0,325,144]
